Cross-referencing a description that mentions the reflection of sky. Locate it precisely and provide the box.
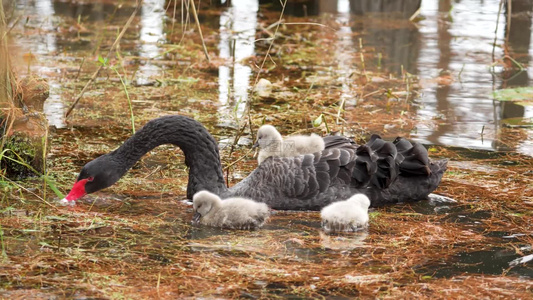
[34,0,57,55]
[335,0,357,112]
[44,82,66,128]
[17,0,167,127]
[136,0,166,86]
[15,0,56,55]
[12,0,533,154]
[15,0,65,127]
[218,0,258,120]
[414,0,533,155]
[337,0,349,13]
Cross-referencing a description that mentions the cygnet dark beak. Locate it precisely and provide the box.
[192,212,202,224]
[252,141,259,148]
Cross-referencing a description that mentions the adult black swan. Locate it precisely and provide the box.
[61,115,448,209]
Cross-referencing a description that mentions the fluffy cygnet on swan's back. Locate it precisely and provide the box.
[192,190,270,230]
[255,124,325,164]
[320,194,371,233]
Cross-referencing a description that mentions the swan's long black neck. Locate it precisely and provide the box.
[110,115,228,198]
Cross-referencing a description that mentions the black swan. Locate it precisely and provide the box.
[320,193,370,233]
[254,124,325,164]
[61,115,448,209]
[192,190,270,230]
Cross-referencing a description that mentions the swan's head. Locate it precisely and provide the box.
[253,125,283,150]
[60,154,125,206]
[192,190,220,224]
[347,194,371,209]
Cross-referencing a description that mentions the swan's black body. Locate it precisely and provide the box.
[71,115,448,209]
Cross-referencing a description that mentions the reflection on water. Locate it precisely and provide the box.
[420,248,533,279]
[14,1,57,67]
[14,0,167,125]
[335,0,358,115]
[249,0,533,156]
[32,0,57,54]
[314,0,533,156]
[338,0,533,155]
[349,0,421,18]
[218,0,258,122]
[43,82,65,128]
[136,0,166,86]
[186,212,369,258]
[52,1,127,22]
[350,2,421,75]
[280,0,533,156]
[15,0,63,127]
[319,230,368,251]
[412,0,533,155]
[12,0,532,154]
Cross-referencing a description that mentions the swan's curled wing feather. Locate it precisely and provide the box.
[398,142,432,176]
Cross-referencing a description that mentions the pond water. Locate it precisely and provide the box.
[11,0,533,156]
[178,194,533,279]
[413,0,533,156]
[4,0,533,295]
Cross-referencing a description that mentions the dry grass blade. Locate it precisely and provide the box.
[189,0,210,63]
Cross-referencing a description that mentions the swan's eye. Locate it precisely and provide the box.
[87,177,94,182]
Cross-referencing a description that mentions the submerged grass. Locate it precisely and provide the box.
[3,101,532,298]
[1,1,532,299]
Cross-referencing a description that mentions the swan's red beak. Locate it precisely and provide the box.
[59,178,89,206]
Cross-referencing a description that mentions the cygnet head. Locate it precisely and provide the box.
[192,190,221,224]
[254,125,283,149]
[347,194,371,209]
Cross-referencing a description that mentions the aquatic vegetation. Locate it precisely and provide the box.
[0,0,531,298]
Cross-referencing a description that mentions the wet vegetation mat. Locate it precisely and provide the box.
[1,0,532,298]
